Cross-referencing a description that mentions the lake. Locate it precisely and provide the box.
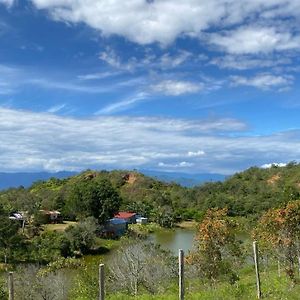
[148,227,196,255]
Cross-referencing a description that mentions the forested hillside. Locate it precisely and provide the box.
[1,162,300,223]
[192,161,300,216]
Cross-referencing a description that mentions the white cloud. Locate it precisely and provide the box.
[261,162,287,168]
[151,80,202,96]
[230,73,294,90]
[19,0,300,48]
[29,0,226,45]
[210,26,300,54]
[187,150,205,157]
[158,161,194,169]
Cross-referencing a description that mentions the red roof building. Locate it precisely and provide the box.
[114,212,137,224]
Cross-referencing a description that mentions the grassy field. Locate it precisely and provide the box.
[43,221,77,232]
[176,220,198,229]
[103,267,300,300]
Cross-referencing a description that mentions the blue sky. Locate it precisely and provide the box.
[1,0,300,174]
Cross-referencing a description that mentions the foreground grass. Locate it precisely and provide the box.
[103,274,300,300]
[73,264,300,300]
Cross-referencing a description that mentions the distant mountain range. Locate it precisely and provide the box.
[0,170,227,190]
[0,171,77,190]
[140,170,227,187]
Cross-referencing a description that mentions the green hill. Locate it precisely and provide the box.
[1,162,300,223]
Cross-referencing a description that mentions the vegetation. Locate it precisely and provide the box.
[2,163,300,298]
[254,200,300,281]
[187,208,242,284]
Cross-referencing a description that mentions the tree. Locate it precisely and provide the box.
[14,265,71,300]
[0,204,24,262]
[30,231,67,263]
[108,239,176,296]
[64,217,98,255]
[254,200,300,281]
[187,208,242,284]
[65,178,121,223]
[151,205,176,228]
[0,276,8,300]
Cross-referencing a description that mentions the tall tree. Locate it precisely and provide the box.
[254,200,300,281]
[187,208,242,284]
[66,178,121,223]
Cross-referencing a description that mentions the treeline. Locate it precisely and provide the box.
[2,162,300,225]
[192,161,300,216]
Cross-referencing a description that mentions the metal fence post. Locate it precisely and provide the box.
[8,272,14,300]
[179,249,184,300]
[99,264,105,300]
[253,241,261,299]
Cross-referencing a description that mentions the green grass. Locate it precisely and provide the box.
[43,221,77,232]
[73,264,300,300]
[128,223,163,237]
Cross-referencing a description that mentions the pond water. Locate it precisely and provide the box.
[81,227,196,270]
[148,227,196,255]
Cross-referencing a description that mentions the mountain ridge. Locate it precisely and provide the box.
[0,170,226,190]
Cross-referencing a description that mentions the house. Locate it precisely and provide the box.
[114,211,137,224]
[136,217,148,225]
[39,210,63,224]
[103,218,127,238]
[9,212,24,221]
[9,211,27,231]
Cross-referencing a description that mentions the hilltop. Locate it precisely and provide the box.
[0,170,226,190]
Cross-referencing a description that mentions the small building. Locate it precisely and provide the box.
[9,212,24,221]
[39,210,63,224]
[114,212,137,224]
[103,218,127,238]
[136,217,148,225]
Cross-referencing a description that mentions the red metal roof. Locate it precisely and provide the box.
[114,212,136,219]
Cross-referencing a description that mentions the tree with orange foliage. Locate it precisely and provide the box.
[187,208,242,284]
[254,200,300,281]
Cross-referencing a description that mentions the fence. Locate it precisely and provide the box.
[5,242,262,300]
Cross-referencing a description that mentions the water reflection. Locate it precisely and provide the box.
[148,228,196,255]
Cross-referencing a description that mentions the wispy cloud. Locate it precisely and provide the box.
[95,92,148,115]
[151,80,203,96]
[230,73,294,90]
[47,104,66,113]
[210,55,292,70]
[0,0,14,7]
[77,71,122,81]
[27,78,111,94]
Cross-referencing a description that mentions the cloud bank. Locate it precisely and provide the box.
[0,107,300,174]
